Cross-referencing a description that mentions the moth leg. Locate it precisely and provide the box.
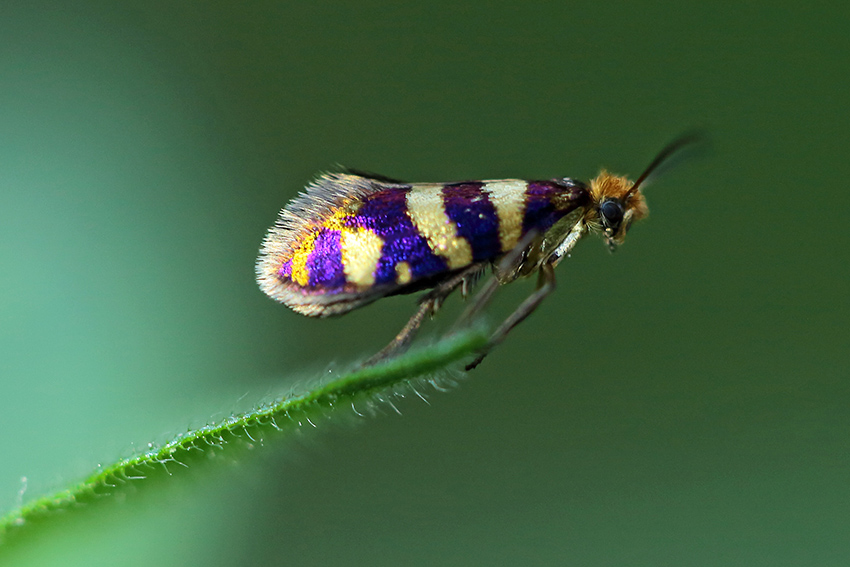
[455,274,500,331]
[548,221,586,266]
[361,297,437,367]
[362,263,486,367]
[466,261,556,371]
[455,229,540,329]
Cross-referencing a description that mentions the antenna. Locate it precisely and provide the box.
[626,131,705,200]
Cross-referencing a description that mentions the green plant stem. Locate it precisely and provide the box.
[0,330,488,540]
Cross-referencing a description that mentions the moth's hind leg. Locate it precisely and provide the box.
[361,263,486,367]
[465,262,556,371]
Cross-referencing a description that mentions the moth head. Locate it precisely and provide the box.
[589,172,648,252]
[588,132,702,251]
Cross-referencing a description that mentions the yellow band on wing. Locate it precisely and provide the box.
[481,180,527,253]
[288,206,384,289]
[406,184,472,269]
[288,230,319,286]
[340,227,383,287]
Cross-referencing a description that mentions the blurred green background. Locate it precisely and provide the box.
[1,1,848,565]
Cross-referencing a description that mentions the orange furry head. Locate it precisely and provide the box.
[585,171,649,250]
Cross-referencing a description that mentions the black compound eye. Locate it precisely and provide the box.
[600,199,624,227]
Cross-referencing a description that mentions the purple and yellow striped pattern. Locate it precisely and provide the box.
[257,174,589,316]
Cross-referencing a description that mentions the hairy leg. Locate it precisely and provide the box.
[465,262,556,370]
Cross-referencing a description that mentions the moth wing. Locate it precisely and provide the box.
[257,173,406,317]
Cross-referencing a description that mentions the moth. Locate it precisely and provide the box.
[257,135,695,369]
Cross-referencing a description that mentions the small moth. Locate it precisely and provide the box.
[257,136,696,369]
